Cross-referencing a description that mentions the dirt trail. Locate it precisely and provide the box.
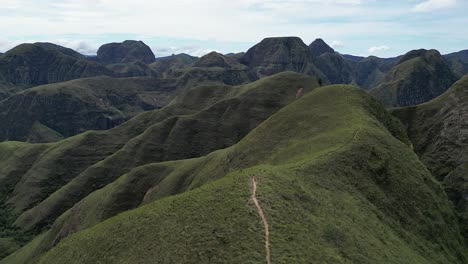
[251,176,271,264]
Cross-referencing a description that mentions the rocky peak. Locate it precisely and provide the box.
[97,40,156,64]
[309,38,335,57]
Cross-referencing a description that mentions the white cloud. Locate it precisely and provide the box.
[330,40,344,49]
[368,45,390,54]
[414,0,456,12]
[0,0,467,56]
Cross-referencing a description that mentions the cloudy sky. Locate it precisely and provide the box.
[0,0,466,57]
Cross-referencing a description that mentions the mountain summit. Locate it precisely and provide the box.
[97,40,156,64]
[309,38,335,57]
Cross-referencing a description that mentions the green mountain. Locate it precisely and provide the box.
[193,51,243,68]
[370,49,457,107]
[392,74,468,237]
[309,38,335,57]
[2,74,466,263]
[444,50,468,77]
[106,61,156,77]
[96,40,156,65]
[0,43,112,87]
[0,75,175,142]
[348,56,396,89]
[240,37,327,81]
[149,53,198,77]
[0,72,322,262]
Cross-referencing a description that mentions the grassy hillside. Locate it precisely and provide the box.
[11,84,465,264]
[0,73,320,262]
[392,74,468,238]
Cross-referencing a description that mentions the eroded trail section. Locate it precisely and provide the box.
[251,176,272,264]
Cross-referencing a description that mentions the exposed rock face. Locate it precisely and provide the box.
[0,43,112,87]
[392,75,468,237]
[240,37,326,80]
[97,40,156,64]
[370,49,457,107]
[309,38,335,57]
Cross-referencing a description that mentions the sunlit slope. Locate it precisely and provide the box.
[0,72,319,262]
[28,85,467,264]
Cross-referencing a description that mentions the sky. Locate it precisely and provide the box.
[0,0,467,58]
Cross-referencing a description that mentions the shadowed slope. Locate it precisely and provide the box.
[0,43,112,87]
[370,49,457,107]
[0,76,174,142]
[392,74,468,237]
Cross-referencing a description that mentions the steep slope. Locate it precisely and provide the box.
[307,39,397,87]
[392,74,468,237]
[0,76,174,142]
[309,38,335,57]
[12,85,466,264]
[313,53,354,84]
[0,72,319,253]
[240,37,326,81]
[370,49,457,107]
[0,43,112,87]
[96,40,155,65]
[349,56,396,89]
[444,50,468,77]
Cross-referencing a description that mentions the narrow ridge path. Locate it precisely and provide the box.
[251,176,271,264]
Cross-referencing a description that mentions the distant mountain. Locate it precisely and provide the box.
[0,76,173,142]
[225,52,245,60]
[149,53,198,76]
[0,43,112,87]
[348,56,396,89]
[106,61,156,78]
[240,37,326,81]
[97,40,156,65]
[342,54,365,61]
[392,74,468,237]
[309,38,335,57]
[444,50,468,77]
[370,49,457,107]
[194,51,243,68]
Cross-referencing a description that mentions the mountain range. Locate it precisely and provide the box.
[0,37,467,263]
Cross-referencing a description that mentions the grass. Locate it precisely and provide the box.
[5,84,465,263]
